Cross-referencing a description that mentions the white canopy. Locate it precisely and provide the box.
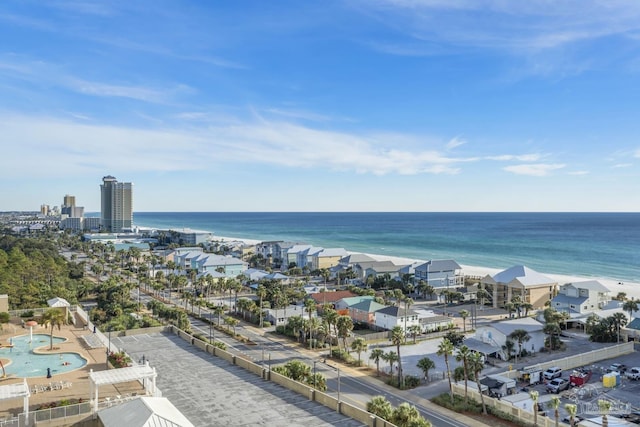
[47,297,71,307]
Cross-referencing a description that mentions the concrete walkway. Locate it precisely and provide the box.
[113,331,366,427]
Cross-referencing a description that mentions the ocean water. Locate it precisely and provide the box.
[133,212,640,283]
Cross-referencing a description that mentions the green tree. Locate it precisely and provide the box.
[367,395,393,421]
[224,316,239,335]
[565,403,577,427]
[408,324,422,343]
[548,396,560,427]
[369,348,384,377]
[41,308,67,350]
[455,345,472,402]
[304,298,317,345]
[213,305,225,326]
[417,357,435,382]
[508,328,531,360]
[351,337,367,366]
[437,338,455,403]
[382,351,398,375]
[391,325,405,388]
[529,390,539,426]
[459,309,470,332]
[622,298,638,319]
[598,399,612,427]
[336,315,354,351]
[256,285,267,328]
[391,402,422,427]
[470,352,487,415]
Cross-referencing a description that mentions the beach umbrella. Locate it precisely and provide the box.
[25,320,38,343]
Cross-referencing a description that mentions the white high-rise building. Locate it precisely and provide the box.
[100,175,133,232]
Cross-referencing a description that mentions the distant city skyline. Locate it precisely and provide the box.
[1,1,639,212]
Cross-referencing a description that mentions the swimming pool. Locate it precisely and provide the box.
[0,334,88,378]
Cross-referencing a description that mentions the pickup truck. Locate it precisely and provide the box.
[607,363,628,373]
[543,367,562,380]
[546,378,570,394]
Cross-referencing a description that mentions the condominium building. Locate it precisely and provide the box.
[61,194,84,218]
[100,175,133,233]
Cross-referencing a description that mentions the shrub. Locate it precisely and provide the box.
[331,348,354,363]
[108,351,132,368]
[20,310,35,318]
[263,321,271,327]
[403,375,421,389]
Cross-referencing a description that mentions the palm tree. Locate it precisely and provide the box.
[367,395,393,421]
[408,324,422,343]
[529,390,539,426]
[256,285,267,328]
[470,352,487,415]
[459,309,470,332]
[508,328,531,361]
[369,349,384,376]
[623,298,639,320]
[391,325,405,388]
[598,399,612,427]
[437,338,455,403]
[351,337,367,366]
[548,396,560,427]
[417,357,435,382]
[41,308,66,350]
[522,302,534,317]
[403,297,413,334]
[336,315,354,351]
[213,305,225,326]
[455,345,472,402]
[304,298,317,345]
[224,316,239,335]
[391,402,422,427]
[382,351,399,375]
[565,403,577,427]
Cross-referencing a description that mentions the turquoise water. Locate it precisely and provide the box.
[1,334,88,378]
[133,212,640,283]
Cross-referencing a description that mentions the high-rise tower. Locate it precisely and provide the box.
[100,175,133,232]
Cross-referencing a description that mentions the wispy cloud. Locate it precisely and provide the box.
[0,55,192,104]
[503,163,565,176]
[487,154,542,162]
[67,78,194,103]
[358,0,640,74]
[446,137,466,150]
[0,114,475,178]
[613,163,632,168]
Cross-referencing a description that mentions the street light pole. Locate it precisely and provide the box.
[313,361,317,389]
[209,314,213,343]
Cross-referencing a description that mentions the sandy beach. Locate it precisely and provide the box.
[213,234,640,301]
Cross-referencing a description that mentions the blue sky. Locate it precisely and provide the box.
[1,0,639,212]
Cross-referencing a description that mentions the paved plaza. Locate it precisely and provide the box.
[113,332,366,427]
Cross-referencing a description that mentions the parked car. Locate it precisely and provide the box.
[607,363,628,373]
[546,378,570,394]
[543,367,563,380]
[626,367,640,380]
[563,415,585,424]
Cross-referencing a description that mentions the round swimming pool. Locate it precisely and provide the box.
[0,334,88,378]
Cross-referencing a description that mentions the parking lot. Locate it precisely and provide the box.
[516,348,640,423]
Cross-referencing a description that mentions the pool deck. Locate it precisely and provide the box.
[0,320,145,419]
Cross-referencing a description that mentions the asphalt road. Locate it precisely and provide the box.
[151,292,470,427]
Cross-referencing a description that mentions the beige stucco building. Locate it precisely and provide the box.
[481,265,557,309]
